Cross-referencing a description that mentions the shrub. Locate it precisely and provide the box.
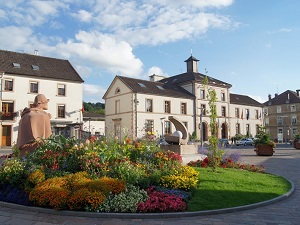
[112,160,147,186]
[137,186,187,212]
[159,166,199,191]
[97,184,148,213]
[68,188,106,211]
[0,158,26,187]
[29,177,69,209]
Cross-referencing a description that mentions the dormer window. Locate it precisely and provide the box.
[32,65,39,70]
[12,63,20,68]
[138,83,146,88]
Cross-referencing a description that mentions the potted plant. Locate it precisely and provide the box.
[254,126,276,156]
[293,133,300,149]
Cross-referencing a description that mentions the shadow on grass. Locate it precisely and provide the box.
[188,189,282,211]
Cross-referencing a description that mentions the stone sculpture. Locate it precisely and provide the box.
[16,94,52,157]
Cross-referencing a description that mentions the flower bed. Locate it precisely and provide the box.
[0,135,199,213]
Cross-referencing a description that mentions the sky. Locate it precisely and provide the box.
[1,0,299,103]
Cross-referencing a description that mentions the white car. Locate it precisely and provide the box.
[236,138,254,146]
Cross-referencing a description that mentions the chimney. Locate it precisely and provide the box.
[296,89,300,97]
[268,94,271,101]
[275,93,278,98]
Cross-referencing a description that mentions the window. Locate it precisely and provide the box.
[145,120,154,132]
[235,108,239,118]
[201,104,206,115]
[181,102,187,114]
[255,110,259,119]
[221,106,226,117]
[256,125,260,134]
[164,101,171,113]
[32,65,39,70]
[264,108,268,116]
[4,79,13,91]
[1,102,14,120]
[115,100,120,114]
[57,105,65,118]
[277,116,282,126]
[277,106,281,113]
[246,124,250,136]
[278,128,283,134]
[182,121,188,129]
[164,121,171,135]
[30,81,38,93]
[221,92,225,101]
[115,87,120,94]
[291,116,297,125]
[236,123,240,134]
[291,105,296,112]
[57,84,66,96]
[200,89,205,99]
[265,117,269,126]
[246,109,250,120]
[146,99,153,112]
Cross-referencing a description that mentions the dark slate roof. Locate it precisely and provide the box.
[263,90,300,106]
[230,93,263,107]
[160,72,232,88]
[117,76,195,99]
[0,50,84,82]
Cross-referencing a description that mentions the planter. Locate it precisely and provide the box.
[254,144,274,156]
[293,139,300,149]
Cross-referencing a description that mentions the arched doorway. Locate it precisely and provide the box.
[221,123,227,139]
[202,122,208,141]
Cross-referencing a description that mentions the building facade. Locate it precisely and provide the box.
[263,90,300,143]
[0,50,84,147]
[103,55,263,142]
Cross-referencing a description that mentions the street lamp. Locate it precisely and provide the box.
[197,107,204,148]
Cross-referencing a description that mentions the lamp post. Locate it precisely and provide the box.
[197,107,204,149]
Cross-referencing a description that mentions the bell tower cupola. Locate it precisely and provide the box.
[184,55,199,73]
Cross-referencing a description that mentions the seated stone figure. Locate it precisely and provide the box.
[164,116,189,145]
[16,94,52,157]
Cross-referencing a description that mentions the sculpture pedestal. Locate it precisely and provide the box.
[160,144,206,165]
[160,144,197,154]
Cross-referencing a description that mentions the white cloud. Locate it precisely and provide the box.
[73,10,93,22]
[83,84,106,103]
[0,26,34,50]
[151,0,233,8]
[56,31,143,77]
[147,66,168,77]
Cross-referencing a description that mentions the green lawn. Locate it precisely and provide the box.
[188,167,291,211]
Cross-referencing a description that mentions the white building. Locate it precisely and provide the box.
[103,55,263,142]
[0,50,84,147]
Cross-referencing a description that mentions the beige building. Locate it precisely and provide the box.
[0,50,84,147]
[103,55,263,142]
[263,90,300,143]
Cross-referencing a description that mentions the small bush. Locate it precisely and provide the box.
[97,184,148,213]
[159,166,199,191]
[0,158,26,187]
[137,186,187,212]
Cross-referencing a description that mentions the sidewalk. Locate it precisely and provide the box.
[0,148,299,224]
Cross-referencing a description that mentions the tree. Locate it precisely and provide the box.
[203,77,221,171]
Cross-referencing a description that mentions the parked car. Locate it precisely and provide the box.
[219,138,229,147]
[236,138,254,146]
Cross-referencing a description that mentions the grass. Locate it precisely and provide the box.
[188,167,291,211]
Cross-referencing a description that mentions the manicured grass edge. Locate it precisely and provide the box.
[0,177,294,219]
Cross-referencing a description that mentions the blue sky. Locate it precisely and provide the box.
[1,0,299,103]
